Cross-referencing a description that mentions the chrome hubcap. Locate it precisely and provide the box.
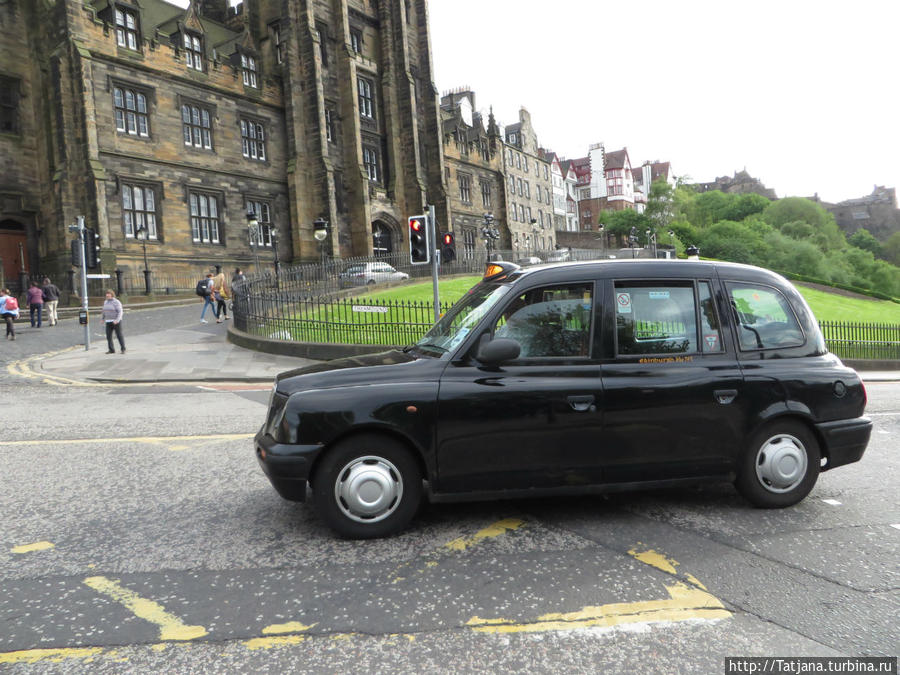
[334,455,403,523]
[755,433,808,493]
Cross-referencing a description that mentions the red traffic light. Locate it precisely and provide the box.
[410,219,424,232]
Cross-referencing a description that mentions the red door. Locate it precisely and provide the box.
[0,222,28,282]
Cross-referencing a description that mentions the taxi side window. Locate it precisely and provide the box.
[727,283,804,350]
[615,282,698,355]
[699,281,724,353]
[493,283,593,358]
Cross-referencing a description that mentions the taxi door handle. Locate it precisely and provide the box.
[567,395,595,412]
[714,389,738,405]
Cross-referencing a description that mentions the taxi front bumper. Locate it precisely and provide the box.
[255,430,324,502]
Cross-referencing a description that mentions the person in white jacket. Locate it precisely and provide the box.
[100,289,125,354]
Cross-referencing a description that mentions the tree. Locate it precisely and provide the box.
[883,231,900,266]
[762,197,844,251]
[697,220,770,266]
[646,178,675,233]
[597,209,650,247]
[848,228,883,257]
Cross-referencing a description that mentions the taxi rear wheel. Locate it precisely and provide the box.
[312,434,422,539]
[735,420,821,508]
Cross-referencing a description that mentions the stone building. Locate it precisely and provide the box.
[439,89,505,261]
[0,0,447,291]
[502,108,554,257]
[817,186,900,241]
[693,170,777,200]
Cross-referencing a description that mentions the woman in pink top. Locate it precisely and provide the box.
[26,282,44,328]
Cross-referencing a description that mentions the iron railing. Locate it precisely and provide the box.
[818,321,900,360]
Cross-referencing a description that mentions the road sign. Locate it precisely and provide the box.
[86,274,111,279]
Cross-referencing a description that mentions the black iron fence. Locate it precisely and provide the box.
[818,321,900,360]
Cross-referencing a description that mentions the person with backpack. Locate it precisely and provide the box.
[197,272,216,324]
[0,288,20,340]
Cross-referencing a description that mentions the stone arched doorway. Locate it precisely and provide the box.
[0,219,27,285]
[371,218,397,257]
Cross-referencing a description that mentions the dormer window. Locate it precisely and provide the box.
[183,33,203,71]
[241,54,258,88]
[115,7,140,51]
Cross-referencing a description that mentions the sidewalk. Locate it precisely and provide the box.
[34,321,319,384]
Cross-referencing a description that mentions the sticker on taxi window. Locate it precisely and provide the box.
[649,291,670,300]
[704,334,719,350]
[616,292,632,313]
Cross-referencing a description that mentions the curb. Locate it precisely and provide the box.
[227,324,393,360]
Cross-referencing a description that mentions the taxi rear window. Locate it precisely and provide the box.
[614,281,722,356]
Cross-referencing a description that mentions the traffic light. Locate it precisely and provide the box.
[71,239,82,267]
[84,227,100,269]
[408,214,430,264]
[441,232,456,263]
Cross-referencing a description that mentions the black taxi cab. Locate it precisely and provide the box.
[255,259,872,538]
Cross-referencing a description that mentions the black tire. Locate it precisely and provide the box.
[735,420,821,508]
[312,434,422,539]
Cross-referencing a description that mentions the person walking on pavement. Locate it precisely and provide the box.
[212,269,229,323]
[26,282,44,328]
[0,288,19,340]
[199,272,216,324]
[101,289,125,354]
[42,277,61,326]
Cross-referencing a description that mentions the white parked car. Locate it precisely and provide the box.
[339,262,410,287]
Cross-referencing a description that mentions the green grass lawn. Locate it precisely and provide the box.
[796,285,900,324]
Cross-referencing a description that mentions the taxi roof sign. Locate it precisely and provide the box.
[483,261,519,281]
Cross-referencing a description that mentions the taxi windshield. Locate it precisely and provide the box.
[414,282,510,356]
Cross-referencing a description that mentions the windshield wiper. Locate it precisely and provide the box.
[414,342,449,355]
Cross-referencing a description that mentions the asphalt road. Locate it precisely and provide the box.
[0,305,898,673]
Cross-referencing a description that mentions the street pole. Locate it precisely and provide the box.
[428,204,440,323]
[77,216,90,351]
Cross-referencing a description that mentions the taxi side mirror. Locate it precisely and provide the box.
[476,338,521,365]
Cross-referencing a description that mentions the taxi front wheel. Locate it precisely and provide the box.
[312,434,423,539]
[735,420,821,508]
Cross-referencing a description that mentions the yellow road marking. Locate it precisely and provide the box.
[11,541,55,554]
[628,547,679,575]
[0,433,253,448]
[82,576,208,641]
[0,647,106,665]
[262,622,316,635]
[444,518,525,551]
[466,581,730,633]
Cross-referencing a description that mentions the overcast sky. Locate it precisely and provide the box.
[175,0,898,203]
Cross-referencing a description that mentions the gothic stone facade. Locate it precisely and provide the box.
[0,0,447,290]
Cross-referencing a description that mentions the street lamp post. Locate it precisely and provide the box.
[246,209,261,274]
[629,226,638,259]
[271,228,280,278]
[646,228,657,258]
[313,218,329,270]
[135,226,151,295]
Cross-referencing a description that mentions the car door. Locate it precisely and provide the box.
[598,277,748,482]
[435,280,605,495]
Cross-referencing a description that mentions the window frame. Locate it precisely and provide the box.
[112,83,151,138]
[114,6,140,51]
[725,281,806,352]
[350,29,363,54]
[246,199,273,247]
[357,76,374,119]
[188,190,222,245]
[458,173,472,203]
[183,32,204,71]
[240,53,258,88]
[240,117,267,161]
[363,145,379,182]
[181,101,213,150]
[120,183,158,240]
[0,75,20,135]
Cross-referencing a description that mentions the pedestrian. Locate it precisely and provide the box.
[212,269,229,323]
[231,267,245,289]
[101,289,125,354]
[42,277,61,326]
[199,272,215,323]
[26,282,43,328]
[0,288,19,340]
